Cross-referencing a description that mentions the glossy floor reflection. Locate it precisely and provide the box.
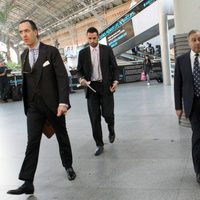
[0,81,198,200]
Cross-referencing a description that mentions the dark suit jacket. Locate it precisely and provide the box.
[174,51,194,118]
[77,44,118,98]
[21,42,70,115]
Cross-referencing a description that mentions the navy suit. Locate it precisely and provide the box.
[174,51,200,174]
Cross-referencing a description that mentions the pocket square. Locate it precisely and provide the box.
[43,60,50,67]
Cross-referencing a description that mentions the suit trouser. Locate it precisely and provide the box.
[87,82,114,147]
[19,95,73,181]
[190,96,200,174]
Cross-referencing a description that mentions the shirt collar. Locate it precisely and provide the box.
[90,44,99,52]
[191,50,199,57]
[29,41,40,51]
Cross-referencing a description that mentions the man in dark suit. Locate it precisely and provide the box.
[77,27,119,156]
[174,29,200,184]
[7,20,76,195]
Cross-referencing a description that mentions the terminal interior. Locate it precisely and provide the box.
[0,0,199,199]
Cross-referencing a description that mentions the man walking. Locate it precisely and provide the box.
[7,20,76,195]
[77,27,119,156]
[174,29,200,184]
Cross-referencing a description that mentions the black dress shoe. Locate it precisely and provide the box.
[66,167,76,181]
[7,181,34,195]
[94,146,104,156]
[196,173,200,184]
[109,133,115,143]
[108,125,115,143]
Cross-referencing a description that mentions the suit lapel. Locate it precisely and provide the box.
[99,45,103,71]
[22,43,48,87]
[184,51,192,76]
[21,49,29,73]
[34,43,48,85]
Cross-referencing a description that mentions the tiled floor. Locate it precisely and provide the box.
[0,80,198,200]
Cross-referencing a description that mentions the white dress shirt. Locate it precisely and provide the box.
[190,50,200,72]
[90,45,102,81]
[29,41,40,68]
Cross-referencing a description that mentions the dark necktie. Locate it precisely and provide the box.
[193,53,200,97]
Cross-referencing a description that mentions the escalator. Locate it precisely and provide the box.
[98,0,174,83]
[99,0,174,56]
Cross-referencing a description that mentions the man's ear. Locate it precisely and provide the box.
[34,30,38,38]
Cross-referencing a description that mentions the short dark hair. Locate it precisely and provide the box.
[188,29,200,38]
[19,19,38,31]
[19,19,39,38]
[87,27,99,35]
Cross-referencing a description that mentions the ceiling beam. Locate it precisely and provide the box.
[75,0,105,28]
[23,0,60,21]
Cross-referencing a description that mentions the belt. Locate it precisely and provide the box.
[91,80,103,83]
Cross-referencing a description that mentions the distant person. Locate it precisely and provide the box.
[174,29,200,184]
[131,47,137,55]
[143,55,152,85]
[136,45,140,52]
[155,45,161,56]
[63,57,75,93]
[77,27,119,156]
[146,42,150,53]
[0,60,10,102]
[150,45,155,54]
[7,19,76,196]
[138,43,145,52]
[146,42,155,54]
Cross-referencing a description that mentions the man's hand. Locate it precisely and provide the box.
[176,109,183,119]
[57,105,68,117]
[110,81,118,92]
[79,78,88,87]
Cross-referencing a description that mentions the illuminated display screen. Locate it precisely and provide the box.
[99,0,157,48]
[107,20,134,48]
[99,12,134,41]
